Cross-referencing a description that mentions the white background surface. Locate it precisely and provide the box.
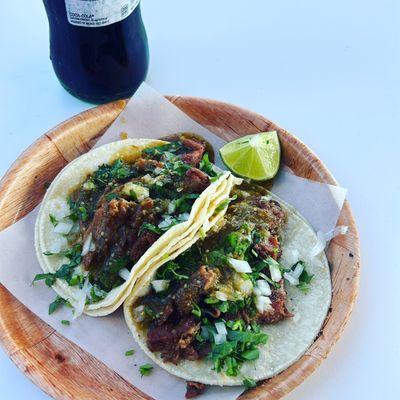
[0,1,398,399]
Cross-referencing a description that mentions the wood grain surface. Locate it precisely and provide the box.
[0,96,360,400]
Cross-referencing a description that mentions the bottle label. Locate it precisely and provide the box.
[65,0,140,27]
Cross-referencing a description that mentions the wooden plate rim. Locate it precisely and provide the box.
[0,95,360,400]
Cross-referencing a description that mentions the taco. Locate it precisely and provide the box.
[34,136,233,317]
[124,182,331,387]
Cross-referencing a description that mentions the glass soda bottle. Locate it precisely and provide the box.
[42,0,149,103]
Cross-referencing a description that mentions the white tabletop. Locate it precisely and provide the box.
[0,1,398,399]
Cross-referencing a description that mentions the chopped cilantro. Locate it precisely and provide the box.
[129,190,137,200]
[224,229,251,259]
[34,244,82,287]
[207,321,268,376]
[125,349,135,357]
[204,250,228,268]
[105,192,119,201]
[205,296,220,305]
[243,376,257,389]
[68,274,85,287]
[138,223,163,236]
[111,159,131,179]
[294,262,314,293]
[48,296,68,315]
[226,319,245,331]
[139,363,153,377]
[89,285,108,303]
[61,320,70,326]
[216,297,256,316]
[156,261,189,281]
[49,214,58,227]
[143,142,182,158]
[92,159,134,187]
[192,303,202,318]
[172,193,199,213]
[241,348,260,360]
[144,305,157,319]
[210,174,221,182]
[215,199,230,213]
[215,195,238,214]
[199,153,216,176]
[67,197,88,222]
[165,158,190,177]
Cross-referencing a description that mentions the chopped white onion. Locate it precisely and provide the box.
[154,167,164,175]
[81,233,93,256]
[255,295,272,313]
[69,222,80,234]
[228,258,252,273]
[239,279,253,296]
[142,174,154,184]
[133,305,146,322]
[48,237,68,254]
[310,225,348,257]
[283,272,299,286]
[179,213,190,222]
[73,278,89,319]
[260,195,272,202]
[48,242,62,254]
[215,291,228,301]
[292,262,304,279]
[215,321,227,335]
[254,280,271,296]
[89,240,96,252]
[269,261,282,282]
[158,216,174,229]
[122,182,149,201]
[168,202,176,214]
[151,279,170,293]
[118,268,130,281]
[83,181,96,190]
[213,332,227,345]
[53,220,74,235]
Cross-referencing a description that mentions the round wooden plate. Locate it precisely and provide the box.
[0,96,360,400]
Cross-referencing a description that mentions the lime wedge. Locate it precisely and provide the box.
[219,131,281,181]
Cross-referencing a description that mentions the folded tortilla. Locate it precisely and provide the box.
[124,185,331,385]
[35,138,233,317]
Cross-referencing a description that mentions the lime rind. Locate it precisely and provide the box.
[219,131,280,181]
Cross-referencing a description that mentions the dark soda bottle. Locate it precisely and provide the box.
[43,0,149,103]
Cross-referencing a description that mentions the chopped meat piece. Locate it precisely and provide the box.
[108,197,130,217]
[181,346,200,361]
[82,198,134,268]
[239,310,252,325]
[82,194,160,290]
[196,342,211,359]
[257,279,293,324]
[147,316,200,363]
[180,138,206,166]
[253,198,286,235]
[205,307,221,319]
[147,323,175,352]
[135,158,164,171]
[141,197,154,210]
[129,230,159,263]
[254,235,282,260]
[183,168,210,194]
[228,198,286,238]
[186,382,206,399]
[174,266,219,315]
